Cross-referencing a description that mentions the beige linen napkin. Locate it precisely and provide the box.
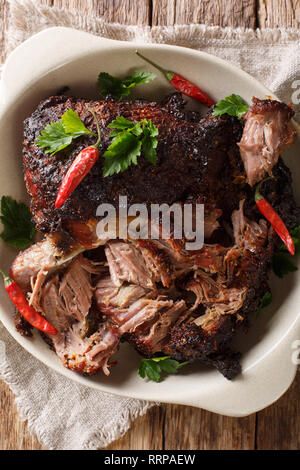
[0,0,299,450]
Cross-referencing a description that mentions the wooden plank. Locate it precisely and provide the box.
[163,405,256,450]
[52,0,150,25]
[258,0,300,28]
[106,406,165,450]
[152,0,257,28]
[256,371,300,450]
[0,381,43,450]
[152,0,175,26]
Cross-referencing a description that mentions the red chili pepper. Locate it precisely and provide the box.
[0,270,58,335]
[136,51,215,108]
[255,180,295,255]
[55,106,101,209]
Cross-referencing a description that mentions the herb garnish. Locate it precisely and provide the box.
[255,291,272,318]
[272,225,300,278]
[103,116,159,177]
[98,70,156,100]
[212,94,249,119]
[139,356,188,382]
[272,253,298,278]
[36,109,95,156]
[0,196,36,249]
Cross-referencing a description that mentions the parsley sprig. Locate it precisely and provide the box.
[255,291,272,318]
[0,196,36,249]
[212,94,249,119]
[36,109,95,156]
[139,356,188,382]
[103,116,159,177]
[98,70,156,100]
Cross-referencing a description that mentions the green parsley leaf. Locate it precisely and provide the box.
[61,109,94,137]
[107,116,139,139]
[255,291,272,318]
[98,70,156,100]
[123,70,156,88]
[103,132,142,177]
[272,252,298,278]
[36,110,94,156]
[103,117,158,177]
[279,225,300,254]
[97,73,125,99]
[36,121,74,156]
[142,120,159,165]
[0,196,36,249]
[138,356,188,382]
[107,116,136,132]
[212,94,249,119]
[139,360,161,382]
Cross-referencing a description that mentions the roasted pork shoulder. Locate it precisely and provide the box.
[9,93,299,379]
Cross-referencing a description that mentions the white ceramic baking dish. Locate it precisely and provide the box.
[0,27,299,417]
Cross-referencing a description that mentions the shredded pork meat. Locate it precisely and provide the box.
[238,97,295,186]
[27,255,119,375]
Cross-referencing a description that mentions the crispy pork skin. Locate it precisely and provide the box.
[238,98,295,186]
[164,317,241,379]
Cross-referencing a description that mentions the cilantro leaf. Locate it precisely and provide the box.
[138,356,188,382]
[212,94,249,119]
[0,196,36,249]
[98,70,156,100]
[255,291,272,318]
[103,117,158,177]
[36,110,94,156]
[272,252,298,278]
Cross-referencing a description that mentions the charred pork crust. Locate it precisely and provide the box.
[23,93,243,234]
[260,159,300,231]
[248,97,294,118]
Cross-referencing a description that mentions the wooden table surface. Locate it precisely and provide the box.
[0,0,300,450]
